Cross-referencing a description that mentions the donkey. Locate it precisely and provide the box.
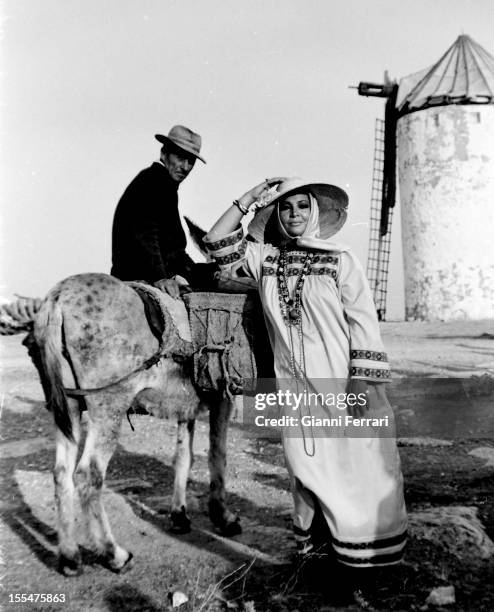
[26,272,241,576]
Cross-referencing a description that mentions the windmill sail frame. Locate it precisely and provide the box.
[366,118,394,321]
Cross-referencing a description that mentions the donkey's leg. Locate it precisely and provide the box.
[208,397,241,536]
[170,419,195,533]
[54,399,82,576]
[75,402,132,573]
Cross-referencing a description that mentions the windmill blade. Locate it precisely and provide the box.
[366,118,395,321]
[380,86,398,235]
[184,216,208,258]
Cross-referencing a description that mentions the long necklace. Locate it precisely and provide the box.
[276,245,315,456]
[277,246,314,327]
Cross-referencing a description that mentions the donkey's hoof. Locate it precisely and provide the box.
[111,551,134,574]
[218,517,242,538]
[58,552,83,577]
[170,508,191,534]
[104,551,134,574]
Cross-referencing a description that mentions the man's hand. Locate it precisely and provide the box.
[154,278,181,298]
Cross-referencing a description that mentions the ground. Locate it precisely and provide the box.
[1,320,494,611]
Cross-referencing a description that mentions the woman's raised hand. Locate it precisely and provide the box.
[206,177,287,242]
[237,177,287,210]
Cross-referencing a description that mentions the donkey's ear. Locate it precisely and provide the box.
[184,216,208,256]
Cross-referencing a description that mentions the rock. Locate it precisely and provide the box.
[168,591,188,607]
[410,506,494,560]
[398,437,453,447]
[468,446,494,468]
[426,585,455,606]
[0,437,51,458]
[464,373,494,396]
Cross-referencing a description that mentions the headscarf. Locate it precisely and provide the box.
[276,193,348,253]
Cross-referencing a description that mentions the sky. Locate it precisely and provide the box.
[1,0,493,319]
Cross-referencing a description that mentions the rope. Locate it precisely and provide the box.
[65,292,251,400]
[64,349,168,397]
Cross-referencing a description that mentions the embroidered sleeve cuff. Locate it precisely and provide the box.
[203,228,247,269]
[350,349,391,382]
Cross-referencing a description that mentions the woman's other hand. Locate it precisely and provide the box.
[346,378,370,417]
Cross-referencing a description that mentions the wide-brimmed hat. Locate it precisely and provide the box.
[155,125,206,164]
[247,177,348,242]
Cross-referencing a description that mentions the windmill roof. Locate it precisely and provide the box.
[396,35,494,115]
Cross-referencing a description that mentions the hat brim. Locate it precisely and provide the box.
[247,181,348,242]
[155,134,206,164]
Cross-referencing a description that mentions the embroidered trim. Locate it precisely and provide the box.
[215,240,247,266]
[262,266,337,278]
[350,349,388,362]
[262,251,339,278]
[351,366,391,379]
[206,228,243,252]
[264,253,339,265]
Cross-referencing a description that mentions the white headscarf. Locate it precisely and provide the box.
[277,194,348,253]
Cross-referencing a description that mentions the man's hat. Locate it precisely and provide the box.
[155,125,206,164]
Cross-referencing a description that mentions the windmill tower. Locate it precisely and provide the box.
[358,35,494,321]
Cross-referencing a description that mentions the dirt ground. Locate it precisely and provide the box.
[1,320,494,611]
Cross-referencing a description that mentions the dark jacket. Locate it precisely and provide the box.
[111,161,205,284]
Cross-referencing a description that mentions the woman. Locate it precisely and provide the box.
[205,177,407,576]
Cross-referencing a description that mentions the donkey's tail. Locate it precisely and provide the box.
[33,294,74,442]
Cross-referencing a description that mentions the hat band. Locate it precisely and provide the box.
[169,137,200,154]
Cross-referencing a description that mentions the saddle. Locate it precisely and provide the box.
[129,283,273,398]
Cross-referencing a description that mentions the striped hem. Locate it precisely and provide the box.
[335,548,405,567]
[332,530,407,567]
[333,530,407,550]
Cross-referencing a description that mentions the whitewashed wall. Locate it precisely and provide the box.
[397,105,494,321]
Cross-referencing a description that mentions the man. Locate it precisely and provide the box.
[111,125,215,297]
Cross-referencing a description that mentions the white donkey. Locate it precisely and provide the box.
[22,273,243,576]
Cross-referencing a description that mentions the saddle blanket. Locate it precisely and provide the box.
[127,282,192,345]
[128,283,273,396]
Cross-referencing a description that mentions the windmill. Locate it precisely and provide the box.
[357,34,494,321]
[356,73,398,321]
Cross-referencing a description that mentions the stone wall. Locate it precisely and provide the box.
[397,105,494,321]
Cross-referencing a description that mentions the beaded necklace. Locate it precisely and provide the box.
[276,244,315,456]
[277,246,314,327]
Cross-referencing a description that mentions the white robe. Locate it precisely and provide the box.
[205,228,407,566]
